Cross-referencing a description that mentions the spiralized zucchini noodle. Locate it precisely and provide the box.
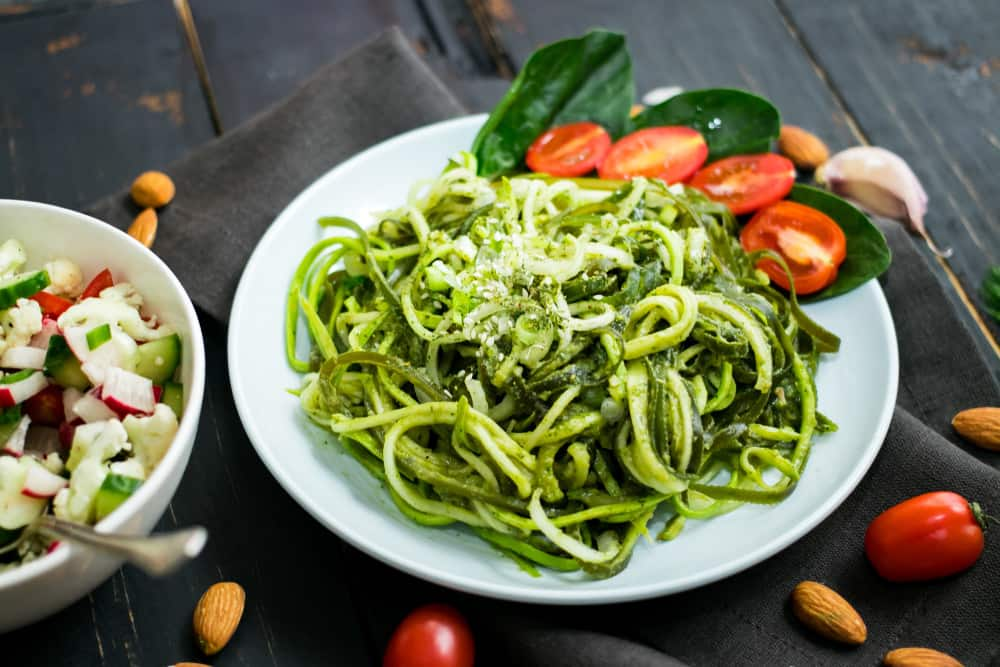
[286,152,840,579]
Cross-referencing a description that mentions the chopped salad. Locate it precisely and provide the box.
[0,240,183,570]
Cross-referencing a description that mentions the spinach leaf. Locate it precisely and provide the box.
[982,266,1000,323]
[471,30,633,180]
[788,184,892,301]
[630,89,780,161]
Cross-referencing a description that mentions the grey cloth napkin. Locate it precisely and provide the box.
[85,27,1000,666]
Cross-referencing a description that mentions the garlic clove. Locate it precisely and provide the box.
[816,146,950,258]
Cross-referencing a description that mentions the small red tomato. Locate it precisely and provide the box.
[79,268,114,301]
[24,384,64,427]
[598,126,708,183]
[525,122,612,177]
[383,604,474,667]
[689,153,796,215]
[865,491,986,582]
[740,200,847,295]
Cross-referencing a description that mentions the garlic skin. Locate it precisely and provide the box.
[816,146,950,257]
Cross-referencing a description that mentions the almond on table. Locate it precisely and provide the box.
[789,580,867,645]
[193,582,246,656]
[130,170,176,208]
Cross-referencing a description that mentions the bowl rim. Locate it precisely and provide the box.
[0,199,206,588]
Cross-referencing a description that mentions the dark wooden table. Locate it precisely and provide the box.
[2,1,997,664]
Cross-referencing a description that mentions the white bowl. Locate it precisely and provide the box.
[0,200,206,632]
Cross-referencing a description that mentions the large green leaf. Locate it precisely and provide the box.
[471,30,634,180]
[788,184,892,301]
[630,89,780,161]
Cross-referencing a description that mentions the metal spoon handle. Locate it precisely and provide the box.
[37,515,208,577]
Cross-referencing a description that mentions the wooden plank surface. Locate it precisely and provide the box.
[3,0,998,664]
[0,0,214,209]
[780,0,1000,356]
[185,0,505,127]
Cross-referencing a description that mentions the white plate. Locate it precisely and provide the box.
[228,115,899,604]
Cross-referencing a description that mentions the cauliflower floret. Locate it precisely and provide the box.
[43,258,84,298]
[0,240,27,278]
[66,419,130,472]
[123,404,178,475]
[109,458,146,480]
[0,298,43,355]
[58,296,171,342]
[55,457,108,523]
[0,456,48,529]
[98,283,143,310]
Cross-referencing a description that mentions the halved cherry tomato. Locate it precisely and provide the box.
[383,604,474,667]
[598,126,707,183]
[865,491,986,582]
[79,268,113,301]
[24,384,63,427]
[689,153,796,215]
[525,122,612,177]
[30,291,74,317]
[740,200,846,295]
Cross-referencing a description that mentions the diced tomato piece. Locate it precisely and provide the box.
[24,384,64,427]
[58,419,82,450]
[30,291,75,317]
[79,269,114,301]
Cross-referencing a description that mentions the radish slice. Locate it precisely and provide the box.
[64,325,137,386]
[2,416,31,457]
[1,346,46,370]
[62,387,84,423]
[102,367,155,415]
[0,371,49,408]
[30,317,60,350]
[21,463,67,498]
[72,392,117,423]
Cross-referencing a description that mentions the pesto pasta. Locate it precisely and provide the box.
[286,152,839,578]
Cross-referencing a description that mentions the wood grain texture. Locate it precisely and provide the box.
[781,0,1000,360]
[0,0,214,209]
[185,0,503,127]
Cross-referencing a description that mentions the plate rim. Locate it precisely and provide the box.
[228,114,900,605]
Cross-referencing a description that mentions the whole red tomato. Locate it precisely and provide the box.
[383,604,474,667]
[865,491,986,582]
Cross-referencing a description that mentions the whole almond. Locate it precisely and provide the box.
[130,170,175,208]
[778,125,830,170]
[952,407,1000,451]
[128,208,158,248]
[884,647,963,666]
[193,582,245,656]
[790,581,867,645]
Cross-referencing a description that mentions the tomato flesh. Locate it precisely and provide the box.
[598,126,708,183]
[690,153,796,215]
[30,291,74,317]
[383,604,474,667]
[865,491,985,582]
[740,200,846,295]
[80,268,113,301]
[525,122,612,177]
[24,385,63,427]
